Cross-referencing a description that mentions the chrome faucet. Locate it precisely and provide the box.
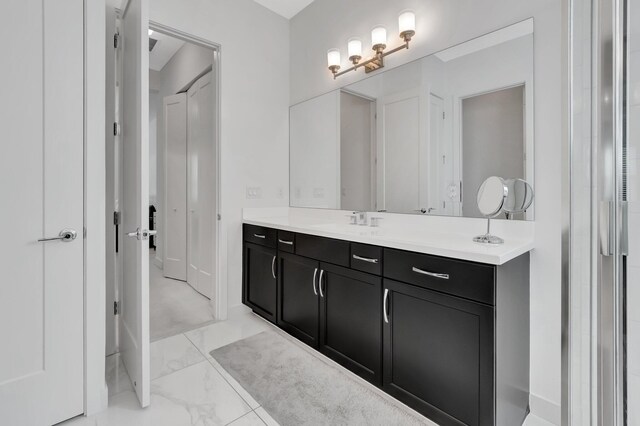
[353,211,368,226]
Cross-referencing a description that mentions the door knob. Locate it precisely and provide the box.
[38,229,77,243]
[126,228,156,240]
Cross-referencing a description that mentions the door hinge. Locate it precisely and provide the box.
[443,111,445,119]
[217,214,222,221]
[113,301,119,315]
[113,211,121,226]
[113,122,120,136]
[113,33,120,49]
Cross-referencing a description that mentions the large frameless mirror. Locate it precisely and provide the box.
[289,19,535,220]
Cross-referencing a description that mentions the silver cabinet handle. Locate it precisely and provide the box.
[271,256,276,279]
[313,268,318,296]
[352,254,379,264]
[319,269,325,297]
[278,239,294,245]
[253,234,266,239]
[38,228,77,243]
[412,267,449,280]
[383,288,389,324]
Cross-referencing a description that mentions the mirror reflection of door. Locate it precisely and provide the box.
[461,85,525,218]
[340,91,375,211]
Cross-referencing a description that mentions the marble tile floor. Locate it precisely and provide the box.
[64,311,555,426]
[149,252,217,341]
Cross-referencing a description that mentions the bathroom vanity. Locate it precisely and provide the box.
[242,212,532,426]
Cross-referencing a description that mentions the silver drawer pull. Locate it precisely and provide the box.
[253,234,266,239]
[271,256,276,279]
[383,288,389,324]
[352,254,379,264]
[412,267,449,280]
[278,239,294,245]
[313,268,318,296]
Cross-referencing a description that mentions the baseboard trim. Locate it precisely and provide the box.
[529,393,561,425]
[153,256,163,269]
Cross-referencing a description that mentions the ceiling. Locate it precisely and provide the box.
[149,31,185,71]
[252,0,316,19]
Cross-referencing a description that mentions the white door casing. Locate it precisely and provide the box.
[0,0,84,424]
[163,93,188,281]
[120,0,151,407]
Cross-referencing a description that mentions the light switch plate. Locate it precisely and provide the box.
[246,187,262,199]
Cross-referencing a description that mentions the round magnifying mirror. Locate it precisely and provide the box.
[473,176,508,244]
[476,176,508,218]
[503,178,534,215]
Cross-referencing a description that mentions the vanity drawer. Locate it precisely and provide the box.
[277,231,296,253]
[350,243,382,276]
[243,224,277,248]
[296,233,350,267]
[383,248,495,305]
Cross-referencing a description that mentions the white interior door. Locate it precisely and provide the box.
[186,71,216,298]
[187,79,201,291]
[195,72,216,299]
[163,93,188,281]
[0,1,84,424]
[377,90,424,213]
[120,0,150,407]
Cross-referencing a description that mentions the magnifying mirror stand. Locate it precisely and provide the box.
[473,218,504,244]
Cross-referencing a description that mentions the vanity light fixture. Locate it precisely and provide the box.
[327,10,416,79]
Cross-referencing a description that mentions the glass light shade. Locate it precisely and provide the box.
[398,10,416,34]
[348,38,362,58]
[371,26,387,47]
[327,49,341,67]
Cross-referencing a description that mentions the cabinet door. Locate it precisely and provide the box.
[383,279,494,426]
[243,243,277,322]
[319,263,382,386]
[278,252,320,348]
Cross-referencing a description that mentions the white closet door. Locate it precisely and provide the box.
[163,93,188,281]
[196,72,215,299]
[0,1,84,423]
[186,71,215,298]
[187,78,201,291]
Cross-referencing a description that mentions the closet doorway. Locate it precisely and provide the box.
[106,20,222,355]
[149,28,219,340]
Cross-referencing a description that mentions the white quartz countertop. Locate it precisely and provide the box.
[243,215,534,266]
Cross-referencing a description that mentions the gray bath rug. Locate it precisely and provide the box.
[210,330,432,426]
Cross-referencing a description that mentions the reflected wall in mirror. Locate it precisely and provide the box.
[290,19,535,220]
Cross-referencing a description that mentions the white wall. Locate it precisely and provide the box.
[150,0,290,313]
[290,90,340,208]
[290,0,562,423]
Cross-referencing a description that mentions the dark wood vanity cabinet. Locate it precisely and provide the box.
[383,279,494,426]
[243,242,277,323]
[243,224,530,426]
[319,263,382,386]
[277,252,320,347]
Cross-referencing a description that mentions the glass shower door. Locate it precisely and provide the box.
[625,0,640,422]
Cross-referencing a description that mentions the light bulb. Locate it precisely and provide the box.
[327,48,341,68]
[348,38,362,64]
[399,10,416,42]
[371,26,387,51]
